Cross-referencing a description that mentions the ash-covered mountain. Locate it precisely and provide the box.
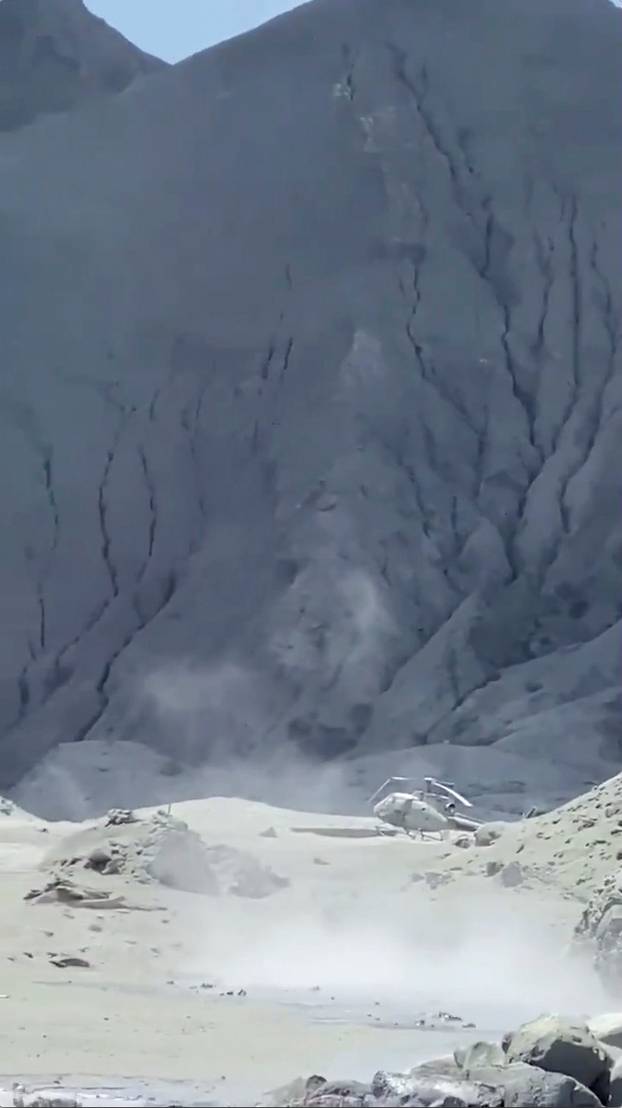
[0,0,621,800]
[0,0,165,132]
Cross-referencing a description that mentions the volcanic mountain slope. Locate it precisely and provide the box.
[0,0,165,132]
[0,0,621,797]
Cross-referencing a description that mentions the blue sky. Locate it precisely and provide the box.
[85,1,306,62]
[86,0,622,63]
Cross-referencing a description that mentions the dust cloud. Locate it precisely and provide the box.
[186,884,608,1029]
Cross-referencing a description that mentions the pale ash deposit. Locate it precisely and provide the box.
[0,774,620,1104]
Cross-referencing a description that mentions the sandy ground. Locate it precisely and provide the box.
[0,784,619,1105]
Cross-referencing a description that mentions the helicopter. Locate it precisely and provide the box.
[369,776,482,839]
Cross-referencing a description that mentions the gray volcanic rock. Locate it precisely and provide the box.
[465,1063,602,1108]
[0,0,621,799]
[0,0,165,132]
[503,1015,612,1103]
[575,876,622,992]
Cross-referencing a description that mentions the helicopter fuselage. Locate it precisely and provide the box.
[373,791,449,832]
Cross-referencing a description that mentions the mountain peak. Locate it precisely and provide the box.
[0,0,166,132]
[0,0,620,814]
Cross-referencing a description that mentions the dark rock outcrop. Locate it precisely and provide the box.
[0,0,620,799]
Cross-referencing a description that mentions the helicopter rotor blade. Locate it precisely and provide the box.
[426,777,473,808]
[368,777,416,804]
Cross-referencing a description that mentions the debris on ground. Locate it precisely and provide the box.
[49,956,91,969]
[24,877,158,911]
[105,809,138,827]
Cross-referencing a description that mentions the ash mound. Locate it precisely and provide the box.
[0,0,165,132]
[38,806,290,898]
[458,772,622,900]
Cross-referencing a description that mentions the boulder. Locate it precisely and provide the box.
[469,1062,602,1107]
[408,1057,462,1080]
[486,860,504,877]
[574,878,622,992]
[302,1096,365,1107]
[281,1057,602,1108]
[405,1057,600,1107]
[454,1040,507,1070]
[499,861,524,888]
[503,1015,612,1103]
[594,906,622,982]
[105,808,137,826]
[609,1057,622,1108]
[370,1069,503,1106]
[302,1079,371,1106]
[588,1013,622,1051]
[454,834,473,849]
[474,823,506,847]
[263,1075,326,1107]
